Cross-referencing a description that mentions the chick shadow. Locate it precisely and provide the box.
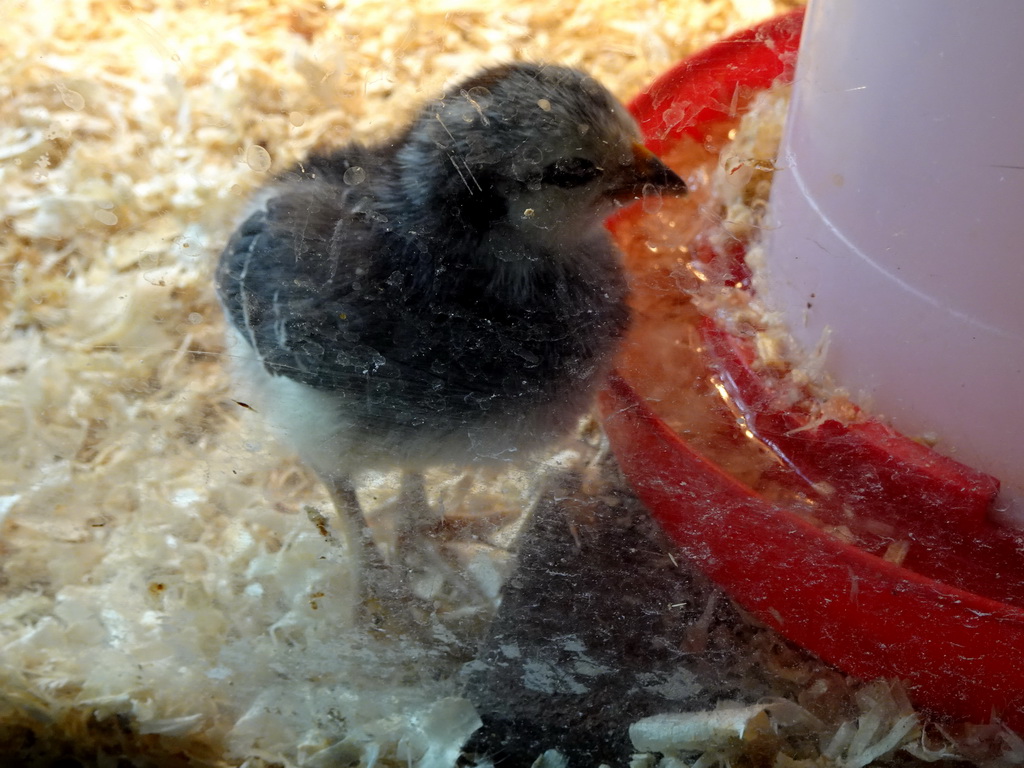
[460,460,773,767]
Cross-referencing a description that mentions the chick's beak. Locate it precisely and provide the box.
[609,142,688,202]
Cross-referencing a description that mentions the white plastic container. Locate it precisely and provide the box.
[762,0,1024,520]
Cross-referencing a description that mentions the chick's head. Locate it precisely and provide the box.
[396,63,686,241]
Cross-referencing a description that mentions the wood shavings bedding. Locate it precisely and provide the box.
[11,0,968,765]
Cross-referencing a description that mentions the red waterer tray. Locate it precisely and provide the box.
[601,8,1024,730]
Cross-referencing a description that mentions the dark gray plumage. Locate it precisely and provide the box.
[216,62,686,608]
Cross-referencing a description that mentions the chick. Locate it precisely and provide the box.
[216,63,686,607]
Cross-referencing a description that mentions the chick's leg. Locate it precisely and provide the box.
[394,471,437,563]
[323,474,428,632]
[325,475,388,573]
[394,470,488,603]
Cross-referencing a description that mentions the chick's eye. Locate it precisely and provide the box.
[540,157,601,188]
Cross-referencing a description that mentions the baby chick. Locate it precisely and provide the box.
[216,63,686,608]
